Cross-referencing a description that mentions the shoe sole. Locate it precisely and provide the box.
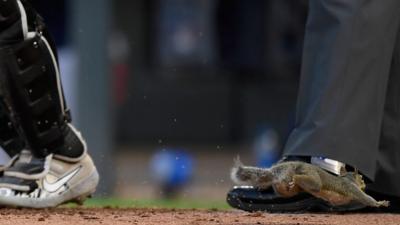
[0,169,99,208]
[227,186,366,213]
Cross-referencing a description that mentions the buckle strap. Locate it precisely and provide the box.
[3,153,52,180]
[311,157,347,176]
[282,155,351,176]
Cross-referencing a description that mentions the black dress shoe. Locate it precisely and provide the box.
[226,186,365,213]
[227,186,400,213]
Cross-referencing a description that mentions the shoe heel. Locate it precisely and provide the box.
[72,193,93,205]
[66,169,99,206]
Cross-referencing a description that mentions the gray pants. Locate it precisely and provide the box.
[283,0,400,196]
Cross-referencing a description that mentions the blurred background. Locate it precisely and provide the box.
[31,0,308,203]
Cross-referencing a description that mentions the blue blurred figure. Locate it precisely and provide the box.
[253,127,280,168]
[150,149,194,198]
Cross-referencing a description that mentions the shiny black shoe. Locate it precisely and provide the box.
[227,186,365,213]
[227,186,400,213]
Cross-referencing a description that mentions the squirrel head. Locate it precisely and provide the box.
[343,169,366,190]
[230,156,274,189]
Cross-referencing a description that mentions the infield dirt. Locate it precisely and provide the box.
[0,208,399,225]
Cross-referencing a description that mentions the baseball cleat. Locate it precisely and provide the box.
[0,150,99,208]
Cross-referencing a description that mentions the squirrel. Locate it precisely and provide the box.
[231,158,389,207]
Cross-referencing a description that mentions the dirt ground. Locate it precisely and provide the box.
[0,208,399,225]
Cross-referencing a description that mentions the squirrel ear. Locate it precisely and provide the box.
[234,155,243,167]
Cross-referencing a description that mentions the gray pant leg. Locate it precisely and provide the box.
[368,26,400,196]
[283,0,400,180]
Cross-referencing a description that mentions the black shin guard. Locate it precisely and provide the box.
[0,96,25,157]
[0,0,27,157]
[0,0,85,160]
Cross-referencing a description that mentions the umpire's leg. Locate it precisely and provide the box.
[368,25,400,196]
[283,0,400,181]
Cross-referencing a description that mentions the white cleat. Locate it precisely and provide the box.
[0,153,99,208]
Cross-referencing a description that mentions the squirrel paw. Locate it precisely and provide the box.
[288,181,296,190]
[377,200,390,207]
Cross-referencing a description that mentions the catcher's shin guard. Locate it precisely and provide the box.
[0,0,85,160]
[0,0,28,157]
[0,94,25,157]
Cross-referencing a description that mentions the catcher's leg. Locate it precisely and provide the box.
[0,0,98,207]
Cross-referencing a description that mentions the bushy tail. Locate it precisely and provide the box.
[230,156,245,184]
[230,156,274,189]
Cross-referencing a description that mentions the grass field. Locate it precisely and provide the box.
[66,197,231,210]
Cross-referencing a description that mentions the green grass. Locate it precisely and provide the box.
[65,198,230,210]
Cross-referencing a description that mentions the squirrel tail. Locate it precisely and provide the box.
[230,156,245,184]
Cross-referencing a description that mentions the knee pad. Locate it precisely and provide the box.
[0,0,43,45]
[0,0,24,45]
